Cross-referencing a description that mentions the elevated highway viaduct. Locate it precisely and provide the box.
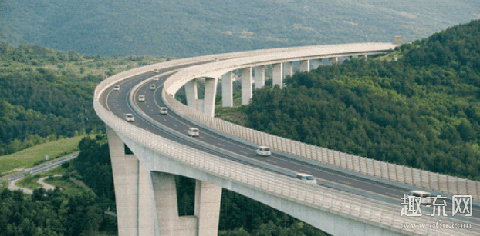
[95,43,480,235]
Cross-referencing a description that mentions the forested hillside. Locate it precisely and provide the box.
[0,43,163,155]
[2,0,479,57]
[243,19,480,180]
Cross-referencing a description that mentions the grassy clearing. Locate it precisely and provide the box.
[215,105,248,126]
[0,135,93,174]
[15,160,86,195]
[16,174,42,189]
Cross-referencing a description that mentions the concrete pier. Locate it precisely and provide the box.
[311,59,322,70]
[283,62,293,79]
[107,126,155,236]
[204,77,218,117]
[184,79,198,109]
[151,172,197,236]
[196,99,205,113]
[358,54,368,60]
[241,68,252,105]
[299,60,309,72]
[194,180,222,236]
[254,66,265,89]
[328,57,338,65]
[272,63,283,88]
[221,72,233,107]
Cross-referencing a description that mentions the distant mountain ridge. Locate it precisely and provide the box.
[1,0,479,57]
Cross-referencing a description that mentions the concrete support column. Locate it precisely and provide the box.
[151,172,198,236]
[184,79,198,109]
[241,67,252,105]
[151,172,177,235]
[254,66,265,89]
[358,54,368,60]
[204,77,218,117]
[311,59,322,69]
[196,99,205,113]
[138,162,156,235]
[328,57,338,65]
[106,126,140,236]
[221,72,233,107]
[272,63,283,89]
[283,62,293,79]
[299,60,309,72]
[194,180,222,236]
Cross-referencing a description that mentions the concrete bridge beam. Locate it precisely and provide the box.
[221,72,233,107]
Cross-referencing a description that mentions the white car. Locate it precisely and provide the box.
[150,84,156,90]
[153,68,161,73]
[256,146,271,156]
[160,107,168,115]
[295,173,316,185]
[407,190,432,205]
[125,114,135,122]
[188,128,199,137]
[138,95,145,102]
[113,85,120,91]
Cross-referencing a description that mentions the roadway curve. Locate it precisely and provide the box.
[96,43,480,233]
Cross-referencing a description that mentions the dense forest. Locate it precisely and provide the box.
[243,19,480,180]
[0,180,115,236]
[2,0,479,57]
[0,43,162,156]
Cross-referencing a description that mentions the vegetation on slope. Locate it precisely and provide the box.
[241,19,480,180]
[0,43,163,156]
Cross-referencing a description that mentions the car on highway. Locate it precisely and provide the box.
[150,84,156,90]
[407,190,432,205]
[295,173,316,185]
[138,95,145,102]
[113,85,120,91]
[125,114,135,122]
[153,68,161,73]
[256,146,271,156]
[188,128,199,137]
[160,107,168,115]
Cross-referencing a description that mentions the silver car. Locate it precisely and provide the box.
[125,114,135,122]
[188,128,199,137]
[295,173,316,184]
